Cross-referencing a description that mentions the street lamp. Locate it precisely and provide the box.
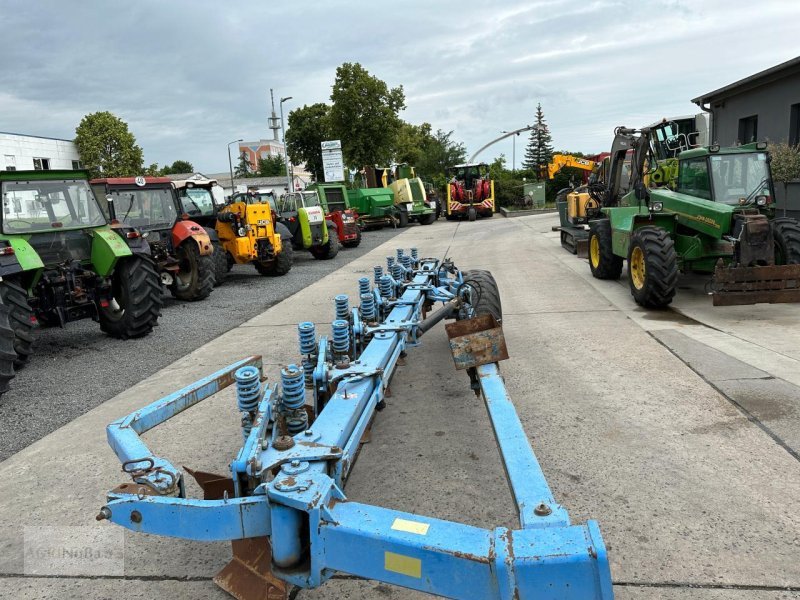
[227,138,243,198]
[280,96,293,193]
[501,130,518,173]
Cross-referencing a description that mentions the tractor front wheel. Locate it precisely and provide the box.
[310,225,340,260]
[588,219,623,280]
[396,209,409,228]
[171,242,214,301]
[773,218,800,264]
[0,278,34,369]
[627,226,678,308]
[211,241,228,286]
[99,256,163,339]
[256,226,293,276]
[419,211,436,226]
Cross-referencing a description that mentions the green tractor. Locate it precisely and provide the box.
[275,190,339,259]
[588,124,800,307]
[0,170,162,394]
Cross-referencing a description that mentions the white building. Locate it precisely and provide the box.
[0,132,82,172]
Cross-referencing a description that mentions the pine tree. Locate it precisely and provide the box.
[234,151,251,178]
[522,103,554,179]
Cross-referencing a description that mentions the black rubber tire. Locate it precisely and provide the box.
[461,270,503,322]
[99,256,163,340]
[588,219,623,280]
[211,241,228,286]
[255,225,293,276]
[0,279,33,369]
[310,225,340,260]
[0,303,17,395]
[342,227,362,248]
[397,209,409,228]
[171,242,214,301]
[627,226,678,309]
[773,218,800,265]
[418,211,436,226]
[467,207,477,222]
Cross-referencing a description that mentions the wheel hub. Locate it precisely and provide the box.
[630,246,646,290]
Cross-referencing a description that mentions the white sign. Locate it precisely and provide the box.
[321,139,344,182]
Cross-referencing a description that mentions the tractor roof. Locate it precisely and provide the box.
[0,169,90,181]
[91,177,173,186]
[679,144,768,160]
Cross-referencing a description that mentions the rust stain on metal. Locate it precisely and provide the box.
[214,536,288,600]
[445,314,509,370]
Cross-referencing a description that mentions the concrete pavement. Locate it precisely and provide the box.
[1,214,800,599]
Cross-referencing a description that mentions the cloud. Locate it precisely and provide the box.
[0,0,798,170]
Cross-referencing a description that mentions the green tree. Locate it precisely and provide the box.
[522,103,554,178]
[74,111,144,178]
[286,103,332,181]
[144,163,162,176]
[234,151,251,178]
[769,142,800,216]
[416,129,467,188]
[393,122,433,166]
[162,160,194,175]
[257,155,286,177]
[329,62,405,169]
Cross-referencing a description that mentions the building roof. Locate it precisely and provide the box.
[692,55,800,105]
[0,131,75,143]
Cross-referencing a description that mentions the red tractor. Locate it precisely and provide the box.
[310,183,361,247]
[91,177,215,301]
[446,163,495,221]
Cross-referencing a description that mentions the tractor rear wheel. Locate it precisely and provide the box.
[211,241,228,286]
[397,209,409,228]
[461,270,502,321]
[99,256,163,339]
[588,219,623,280]
[171,242,214,301]
[627,226,678,309]
[418,211,436,226]
[467,207,477,222]
[0,302,17,395]
[310,225,340,260]
[0,278,34,369]
[773,218,800,264]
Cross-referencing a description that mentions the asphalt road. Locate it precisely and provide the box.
[0,227,403,461]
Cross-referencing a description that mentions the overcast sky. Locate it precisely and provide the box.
[2,0,798,172]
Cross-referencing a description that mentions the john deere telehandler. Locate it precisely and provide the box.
[92,177,215,301]
[586,124,800,307]
[0,170,162,395]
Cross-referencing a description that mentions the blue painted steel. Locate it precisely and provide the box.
[100,251,614,599]
[235,366,261,412]
[334,294,350,320]
[396,248,404,260]
[411,247,418,261]
[373,265,383,284]
[298,321,316,355]
[386,255,395,269]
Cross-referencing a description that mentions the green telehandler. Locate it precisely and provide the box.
[587,124,800,307]
[0,170,162,396]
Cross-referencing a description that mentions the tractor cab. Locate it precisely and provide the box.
[675,144,773,208]
[91,178,178,232]
[277,191,329,252]
[173,181,220,223]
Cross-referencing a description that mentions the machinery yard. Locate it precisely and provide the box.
[1,215,799,599]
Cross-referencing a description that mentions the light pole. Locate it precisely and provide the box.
[227,138,243,198]
[280,96,293,194]
[501,130,517,172]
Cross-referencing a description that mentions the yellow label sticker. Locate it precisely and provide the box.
[384,551,421,578]
[391,518,430,536]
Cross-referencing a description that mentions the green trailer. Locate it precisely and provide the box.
[347,187,396,229]
[361,165,435,227]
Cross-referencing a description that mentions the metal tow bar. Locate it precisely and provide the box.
[99,248,614,600]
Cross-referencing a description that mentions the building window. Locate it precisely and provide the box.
[71,160,82,170]
[738,115,758,144]
[4,155,16,171]
[33,157,50,170]
[790,104,800,146]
